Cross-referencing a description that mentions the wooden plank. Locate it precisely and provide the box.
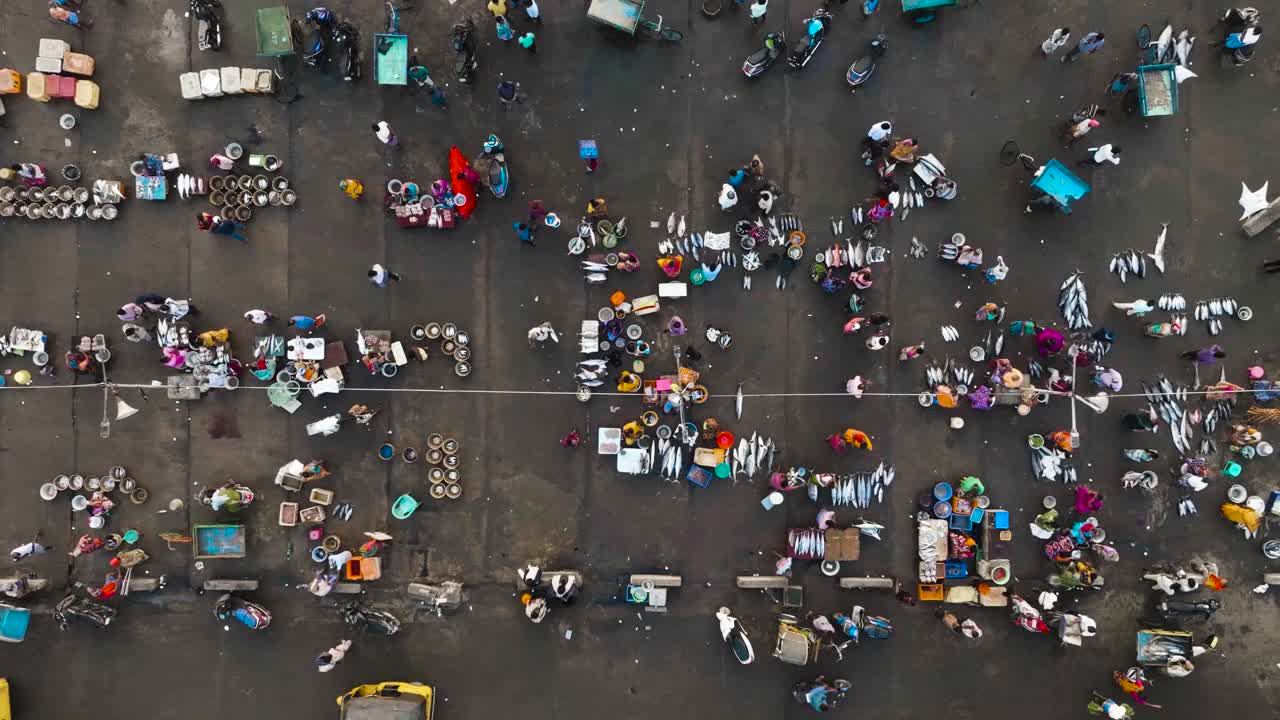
[629,573,681,587]
[736,575,788,589]
[1242,197,1280,237]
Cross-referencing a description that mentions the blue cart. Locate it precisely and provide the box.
[1137,64,1178,117]
[1030,159,1090,214]
[0,603,31,643]
[902,0,956,24]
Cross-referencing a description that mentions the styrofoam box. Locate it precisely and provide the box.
[219,66,242,94]
[199,68,222,97]
[34,56,62,74]
[179,72,203,100]
[38,38,70,59]
[239,67,258,93]
[253,69,274,93]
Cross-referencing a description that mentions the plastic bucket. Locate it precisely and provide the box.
[378,443,396,460]
[932,501,952,518]
[933,482,953,501]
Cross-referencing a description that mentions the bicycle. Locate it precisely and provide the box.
[385,1,412,33]
[638,14,683,42]
[999,140,1037,173]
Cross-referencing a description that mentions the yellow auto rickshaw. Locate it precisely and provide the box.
[337,681,434,720]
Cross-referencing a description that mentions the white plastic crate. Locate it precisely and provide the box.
[219,66,242,94]
[239,67,258,93]
[34,56,62,74]
[199,68,222,97]
[38,38,70,59]
[179,72,203,100]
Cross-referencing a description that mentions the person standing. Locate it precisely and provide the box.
[513,221,535,246]
[243,309,274,324]
[868,121,892,143]
[368,264,401,287]
[518,31,536,53]
[1079,144,1121,166]
[486,0,506,16]
[1062,31,1105,63]
[495,15,514,42]
[372,121,397,146]
[339,179,363,199]
[497,80,522,107]
[523,0,541,23]
[1106,72,1137,96]
[1040,27,1071,57]
[315,640,352,673]
[288,314,327,331]
[1064,118,1100,146]
[750,0,767,24]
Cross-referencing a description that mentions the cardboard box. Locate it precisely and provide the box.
[824,528,861,561]
[62,52,94,77]
[73,79,99,110]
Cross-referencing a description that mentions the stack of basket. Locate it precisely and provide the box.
[425,433,463,501]
[207,173,295,224]
[408,322,474,378]
[0,184,114,221]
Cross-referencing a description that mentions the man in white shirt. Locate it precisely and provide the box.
[868,121,892,142]
[1079,144,1121,166]
[372,121,397,146]
[243,309,273,324]
[749,0,767,24]
[368,264,401,287]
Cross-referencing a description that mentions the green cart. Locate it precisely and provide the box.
[255,6,294,58]
[1137,63,1178,117]
[902,0,955,24]
[587,0,684,41]
[374,33,409,85]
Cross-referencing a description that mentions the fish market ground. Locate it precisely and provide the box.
[2,0,1279,717]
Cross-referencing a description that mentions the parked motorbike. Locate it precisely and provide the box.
[1220,7,1261,66]
[302,7,336,68]
[1143,565,1203,595]
[197,481,255,512]
[743,32,786,77]
[788,8,831,69]
[476,134,509,198]
[1155,597,1221,621]
[332,20,361,82]
[846,33,887,92]
[190,0,222,50]
[215,593,271,630]
[792,677,851,712]
[849,605,893,639]
[341,601,401,635]
[55,592,115,630]
[451,20,478,84]
[716,607,755,664]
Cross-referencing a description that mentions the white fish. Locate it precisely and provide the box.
[677,215,686,238]
[1174,29,1194,67]
[1155,23,1173,63]
[667,212,675,236]
[1147,223,1167,274]
[735,382,744,419]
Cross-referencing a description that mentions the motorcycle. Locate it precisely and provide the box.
[792,677,851,712]
[190,0,222,51]
[451,20,478,84]
[743,32,786,77]
[332,20,361,82]
[55,592,115,630]
[716,607,755,665]
[341,601,401,635]
[475,134,509,198]
[788,8,832,70]
[861,0,879,17]
[197,481,255,512]
[301,7,336,68]
[849,605,893,640]
[214,593,271,630]
[846,33,887,92]
[1155,597,1221,621]
[1220,7,1261,66]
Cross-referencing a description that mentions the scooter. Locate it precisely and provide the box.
[716,607,755,664]
[478,134,509,199]
[341,601,401,635]
[1155,597,1221,621]
[850,605,893,639]
[1220,7,1261,66]
[846,33,887,92]
[214,593,271,630]
[190,0,222,50]
[451,20,478,84]
[743,32,786,77]
[792,677,851,711]
[54,592,115,629]
[301,7,336,68]
[861,0,879,17]
[332,20,361,82]
[788,8,831,70]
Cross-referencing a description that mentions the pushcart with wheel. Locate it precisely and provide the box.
[587,0,684,42]
[1136,63,1178,117]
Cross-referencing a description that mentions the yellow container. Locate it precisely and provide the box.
[25,71,48,102]
[74,79,99,110]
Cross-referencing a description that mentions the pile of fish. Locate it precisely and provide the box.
[1193,296,1242,336]
[1108,249,1148,283]
[829,462,895,509]
[908,236,927,259]
[1140,375,1191,456]
[1156,293,1186,311]
[731,433,777,484]
[1145,23,1195,68]
[575,358,607,387]
[1030,445,1077,483]
[581,260,609,285]
[940,325,960,343]
[816,239,886,269]
[1057,272,1092,331]
[787,528,825,560]
[925,358,974,389]
[653,437,686,482]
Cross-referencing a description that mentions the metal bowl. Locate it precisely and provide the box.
[427,433,444,449]
[429,467,446,485]
[443,438,459,455]
[272,176,289,191]
[237,174,254,190]
[73,187,90,203]
[426,448,444,465]
[254,175,269,191]
[430,484,448,499]
[101,205,118,220]
[442,323,458,339]
[453,346,471,362]
[425,322,442,339]
[455,361,471,377]
[455,331,469,346]
[254,191,269,207]
[445,484,462,499]
[441,339,457,355]
[445,469,460,485]
[443,454,460,470]
[281,190,297,205]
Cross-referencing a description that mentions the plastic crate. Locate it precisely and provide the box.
[179,72,202,100]
[38,38,70,59]
[199,68,222,97]
[73,79,98,109]
[52,75,77,99]
[62,52,94,77]
[219,66,242,94]
[34,56,62,74]
[25,71,48,102]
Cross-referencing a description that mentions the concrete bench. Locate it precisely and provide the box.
[1263,572,1280,585]
[203,579,259,591]
[629,574,681,588]
[838,576,898,590]
[1243,197,1280,237]
[736,576,788,589]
